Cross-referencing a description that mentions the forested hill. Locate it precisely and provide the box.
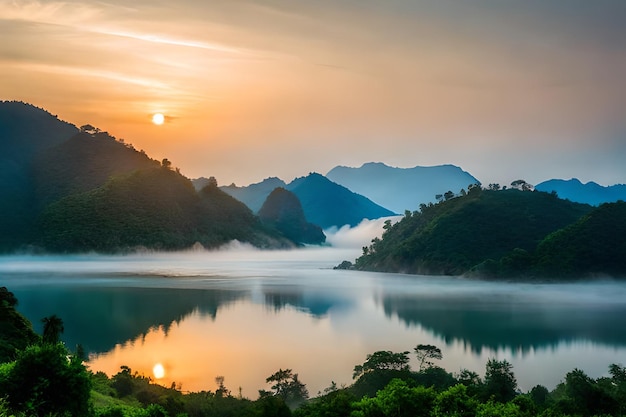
[258,187,326,245]
[32,129,159,205]
[0,101,295,252]
[351,187,626,279]
[0,101,79,249]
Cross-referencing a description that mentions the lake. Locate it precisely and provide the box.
[2,241,626,398]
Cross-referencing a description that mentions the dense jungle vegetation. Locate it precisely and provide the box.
[351,185,626,279]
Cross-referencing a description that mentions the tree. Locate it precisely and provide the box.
[414,344,442,371]
[41,314,64,344]
[351,378,436,417]
[215,375,230,397]
[0,286,18,307]
[562,368,618,416]
[207,176,218,188]
[432,384,477,417]
[609,364,626,414]
[353,351,410,380]
[457,369,481,387]
[79,124,99,134]
[265,368,309,408]
[529,385,549,409]
[0,343,92,416]
[475,400,523,417]
[457,369,483,397]
[510,180,533,191]
[482,359,517,403]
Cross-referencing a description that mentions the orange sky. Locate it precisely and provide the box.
[2,0,625,186]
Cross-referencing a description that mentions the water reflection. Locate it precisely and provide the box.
[12,285,247,353]
[3,252,626,396]
[380,293,626,353]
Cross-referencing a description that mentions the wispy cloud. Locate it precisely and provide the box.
[94,30,243,55]
[2,0,105,26]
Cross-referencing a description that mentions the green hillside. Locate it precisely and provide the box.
[531,201,626,278]
[32,129,159,205]
[0,101,78,250]
[38,166,290,252]
[258,187,326,245]
[354,187,596,277]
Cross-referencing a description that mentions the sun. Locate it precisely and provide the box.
[152,113,165,125]
[153,363,165,379]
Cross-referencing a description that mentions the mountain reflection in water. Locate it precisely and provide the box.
[2,250,626,396]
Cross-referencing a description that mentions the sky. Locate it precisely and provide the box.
[1,0,625,187]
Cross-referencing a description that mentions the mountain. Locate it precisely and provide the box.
[219,173,395,228]
[33,130,160,205]
[535,178,626,206]
[0,101,79,249]
[258,187,326,245]
[286,173,396,229]
[326,162,480,213]
[215,177,287,213]
[39,166,292,252]
[353,187,594,277]
[0,101,78,165]
[0,102,295,252]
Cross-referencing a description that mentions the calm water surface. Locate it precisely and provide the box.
[2,246,626,397]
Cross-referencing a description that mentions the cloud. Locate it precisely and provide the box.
[324,216,402,249]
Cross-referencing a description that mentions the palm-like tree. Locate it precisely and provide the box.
[41,314,64,344]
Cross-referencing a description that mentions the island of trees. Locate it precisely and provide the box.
[2,286,626,416]
[343,183,626,280]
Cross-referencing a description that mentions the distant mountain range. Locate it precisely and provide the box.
[208,173,395,229]
[326,162,480,213]
[535,178,626,206]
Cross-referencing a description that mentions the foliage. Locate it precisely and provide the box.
[482,359,518,403]
[0,287,39,362]
[432,384,478,417]
[411,366,457,392]
[353,351,411,380]
[351,378,436,417]
[39,167,293,252]
[0,342,92,416]
[350,351,413,399]
[264,368,309,408]
[532,201,626,278]
[414,344,442,371]
[292,388,356,417]
[352,187,620,279]
[41,314,64,344]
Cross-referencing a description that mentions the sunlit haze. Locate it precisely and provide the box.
[2,0,625,186]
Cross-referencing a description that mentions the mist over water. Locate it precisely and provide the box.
[2,217,626,397]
